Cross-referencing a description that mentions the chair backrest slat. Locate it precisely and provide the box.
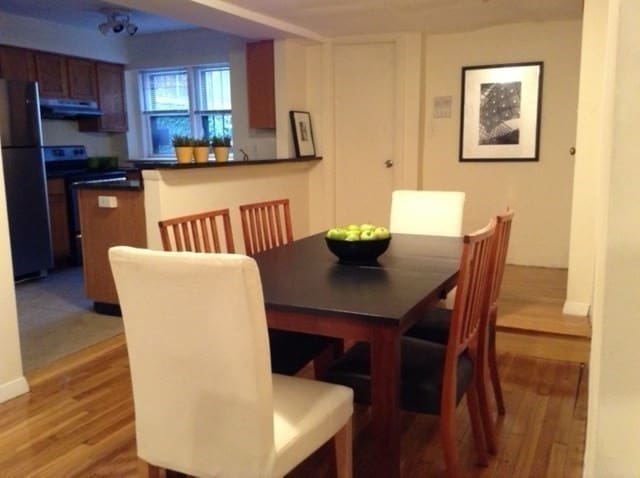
[239,199,293,255]
[488,209,515,308]
[158,208,235,253]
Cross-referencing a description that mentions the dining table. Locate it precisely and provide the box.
[253,232,462,478]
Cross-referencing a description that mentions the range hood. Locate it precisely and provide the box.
[40,98,102,119]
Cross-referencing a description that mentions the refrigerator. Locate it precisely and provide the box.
[0,79,53,278]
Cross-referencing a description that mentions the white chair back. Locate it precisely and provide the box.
[109,247,276,477]
[389,190,465,236]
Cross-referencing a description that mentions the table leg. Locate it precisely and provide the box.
[370,327,401,478]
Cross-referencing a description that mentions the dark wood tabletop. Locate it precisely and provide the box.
[253,232,462,478]
[255,232,461,325]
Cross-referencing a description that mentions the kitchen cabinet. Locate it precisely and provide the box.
[67,58,96,101]
[77,185,146,308]
[35,52,68,98]
[246,40,275,129]
[79,62,127,133]
[46,178,71,266]
[0,46,36,81]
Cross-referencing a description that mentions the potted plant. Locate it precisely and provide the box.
[211,135,232,162]
[192,137,211,163]
[172,135,193,164]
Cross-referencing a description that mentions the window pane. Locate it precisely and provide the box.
[143,70,189,112]
[198,67,231,110]
[200,113,232,141]
[150,115,190,155]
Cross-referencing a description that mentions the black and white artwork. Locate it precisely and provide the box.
[460,62,543,162]
[289,111,316,157]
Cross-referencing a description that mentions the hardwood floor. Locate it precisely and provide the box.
[0,265,588,477]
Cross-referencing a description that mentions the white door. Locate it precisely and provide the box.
[333,41,397,227]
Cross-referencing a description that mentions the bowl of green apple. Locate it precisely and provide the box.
[325,223,391,265]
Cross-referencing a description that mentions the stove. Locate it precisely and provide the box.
[44,145,128,265]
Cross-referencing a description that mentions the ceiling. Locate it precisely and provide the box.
[0,0,583,39]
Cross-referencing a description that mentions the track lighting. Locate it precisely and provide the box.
[98,10,138,36]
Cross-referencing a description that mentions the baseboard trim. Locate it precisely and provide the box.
[563,301,591,317]
[0,376,29,403]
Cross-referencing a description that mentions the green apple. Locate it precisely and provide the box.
[373,226,390,239]
[360,223,376,232]
[326,227,347,240]
[345,232,360,241]
[360,229,377,240]
[346,224,361,232]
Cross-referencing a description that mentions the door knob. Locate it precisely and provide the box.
[384,159,394,168]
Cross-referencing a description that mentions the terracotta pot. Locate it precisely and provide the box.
[193,146,210,163]
[175,146,194,164]
[213,146,229,162]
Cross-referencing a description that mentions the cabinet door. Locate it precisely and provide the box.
[35,52,68,98]
[0,46,36,81]
[246,40,275,129]
[67,58,96,101]
[79,62,127,132]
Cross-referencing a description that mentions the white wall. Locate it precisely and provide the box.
[125,28,277,160]
[0,148,29,403]
[142,162,315,252]
[584,0,640,474]
[421,21,581,267]
[564,1,612,317]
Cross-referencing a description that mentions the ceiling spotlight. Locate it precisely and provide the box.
[98,9,139,36]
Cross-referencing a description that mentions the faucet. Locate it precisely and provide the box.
[238,149,250,161]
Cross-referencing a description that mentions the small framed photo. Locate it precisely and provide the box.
[459,62,543,162]
[289,110,316,158]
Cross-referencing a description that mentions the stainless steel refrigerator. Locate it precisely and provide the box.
[0,79,52,278]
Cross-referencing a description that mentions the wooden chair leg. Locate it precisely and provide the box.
[489,320,506,415]
[475,363,498,456]
[439,402,461,478]
[466,384,489,466]
[332,419,353,478]
[138,459,165,478]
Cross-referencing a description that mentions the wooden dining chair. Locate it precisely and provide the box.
[158,208,235,253]
[239,198,343,377]
[239,198,293,255]
[405,209,514,420]
[109,247,353,478]
[325,219,497,478]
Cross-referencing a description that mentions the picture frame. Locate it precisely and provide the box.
[289,110,316,158]
[459,62,543,162]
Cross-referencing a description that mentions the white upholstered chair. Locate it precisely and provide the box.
[389,190,466,237]
[390,190,465,308]
[109,246,353,478]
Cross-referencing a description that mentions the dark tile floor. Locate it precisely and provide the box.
[14,267,123,372]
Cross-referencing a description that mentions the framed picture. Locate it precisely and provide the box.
[289,111,316,157]
[459,62,543,162]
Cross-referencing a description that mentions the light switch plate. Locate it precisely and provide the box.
[98,195,118,208]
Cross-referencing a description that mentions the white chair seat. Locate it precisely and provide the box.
[273,374,353,477]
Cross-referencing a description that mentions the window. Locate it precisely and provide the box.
[139,65,232,157]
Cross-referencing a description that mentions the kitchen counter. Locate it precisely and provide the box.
[128,156,322,169]
[73,179,142,191]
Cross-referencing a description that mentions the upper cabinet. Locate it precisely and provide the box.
[35,52,68,98]
[79,62,127,133]
[246,40,275,129]
[67,58,96,101]
[0,46,36,82]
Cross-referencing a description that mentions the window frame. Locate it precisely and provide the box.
[138,64,232,158]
